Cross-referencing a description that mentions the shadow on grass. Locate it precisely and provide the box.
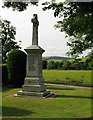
[2,106,35,116]
[2,85,21,92]
[57,95,93,99]
[47,87,75,90]
[2,86,15,92]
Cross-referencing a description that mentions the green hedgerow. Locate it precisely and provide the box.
[7,49,27,87]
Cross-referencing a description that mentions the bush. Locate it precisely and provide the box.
[62,61,71,70]
[42,60,47,69]
[2,64,8,85]
[47,61,55,69]
[7,49,26,87]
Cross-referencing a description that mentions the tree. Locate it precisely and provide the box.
[47,61,55,69]
[42,60,47,69]
[0,17,21,63]
[2,2,38,11]
[85,53,93,70]
[62,60,71,70]
[3,2,93,57]
[70,61,80,70]
[55,61,63,69]
[42,2,93,57]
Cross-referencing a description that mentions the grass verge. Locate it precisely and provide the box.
[43,70,92,87]
[2,85,92,118]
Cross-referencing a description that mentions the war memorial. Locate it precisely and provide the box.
[17,14,50,98]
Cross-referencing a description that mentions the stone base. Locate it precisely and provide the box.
[17,76,51,98]
[17,90,50,98]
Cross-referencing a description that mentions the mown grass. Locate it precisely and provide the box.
[2,86,92,119]
[43,70,92,87]
[48,59,63,62]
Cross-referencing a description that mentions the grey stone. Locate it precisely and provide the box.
[17,14,50,98]
[17,90,50,98]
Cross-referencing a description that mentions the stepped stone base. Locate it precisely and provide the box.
[17,77,50,98]
[17,90,50,98]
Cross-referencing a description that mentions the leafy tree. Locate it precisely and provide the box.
[70,61,80,70]
[3,2,93,58]
[85,53,93,70]
[42,2,93,57]
[79,62,85,70]
[47,61,55,69]
[62,60,71,70]
[55,61,63,69]
[42,60,47,69]
[2,2,38,11]
[0,17,21,63]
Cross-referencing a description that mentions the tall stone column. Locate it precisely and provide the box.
[17,14,50,97]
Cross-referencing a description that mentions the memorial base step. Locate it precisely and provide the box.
[17,90,50,98]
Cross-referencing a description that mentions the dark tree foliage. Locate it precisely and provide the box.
[42,60,47,69]
[0,18,21,63]
[3,1,93,57]
[47,61,55,69]
[43,58,92,70]
[7,49,26,87]
[85,53,93,70]
[62,60,71,70]
[2,64,8,85]
[55,61,63,69]
[2,2,38,11]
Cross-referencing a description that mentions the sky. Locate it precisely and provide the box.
[0,0,89,57]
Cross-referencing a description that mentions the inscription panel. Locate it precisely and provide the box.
[28,56,35,71]
[27,54,38,77]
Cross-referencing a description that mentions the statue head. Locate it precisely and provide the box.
[33,14,38,20]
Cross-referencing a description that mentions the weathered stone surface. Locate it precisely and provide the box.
[17,14,50,98]
[22,84,46,92]
[24,77,44,85]
[31,14,39,46]
[26,54,42,77]
[17,90,50,98]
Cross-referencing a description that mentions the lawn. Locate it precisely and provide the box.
[43,70,92,87]
[2,85,92,119]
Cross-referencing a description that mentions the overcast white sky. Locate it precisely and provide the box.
[0,0,89,57]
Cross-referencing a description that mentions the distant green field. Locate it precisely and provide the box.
[43,57,88,62]
[69,57,88,62]
[43,56,88,62]
[48,59,63,62]
[43,70,92,87]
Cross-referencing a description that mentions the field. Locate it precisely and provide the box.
[2,85,92,119]
[2,70,92,119]
[43,70,92,87]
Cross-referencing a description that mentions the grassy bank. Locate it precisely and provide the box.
[2,86,92,118]
[43,70,92,87]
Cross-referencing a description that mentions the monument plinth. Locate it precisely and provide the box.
[17,14,50,98]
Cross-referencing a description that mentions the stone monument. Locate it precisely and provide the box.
[17,14,50,98]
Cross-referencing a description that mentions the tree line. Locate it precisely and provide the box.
[42,57,93,70]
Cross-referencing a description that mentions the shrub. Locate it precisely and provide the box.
[62,61,71,70]
[7,49,26,87]
[42,60,47,69]
[2,64,8,85]
[47,61,55,69]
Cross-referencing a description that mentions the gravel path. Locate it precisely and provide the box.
[45,83,92,89]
